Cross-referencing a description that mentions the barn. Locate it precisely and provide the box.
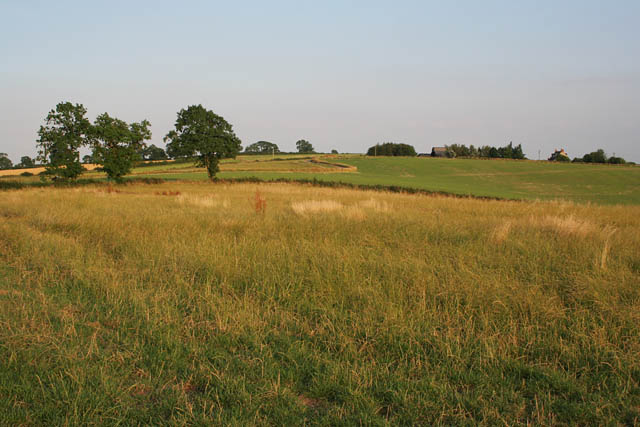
[431,147,448,157]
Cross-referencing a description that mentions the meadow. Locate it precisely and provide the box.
[3,155,639,205]
[133,155,640,205]
[1,181,639,424]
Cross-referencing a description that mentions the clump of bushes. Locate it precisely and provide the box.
[572,149,628,164]
[367,142,416,156]
[445,142,526,159]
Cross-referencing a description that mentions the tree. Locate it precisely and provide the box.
[37,102,92,179]
[296,139,315,153]
[245,141,279,154]
[446,144,470,157]
[331,149,338,154]
[608,156,626,164]
[91,113,151,181]
[18,156,35,168]
[141,144,168,161]
[511,143,525,159]
[82,154,94,164]
[164,105,242,180]
[366,142,416,156]
[582,149,607,164]
[0,153,12,170]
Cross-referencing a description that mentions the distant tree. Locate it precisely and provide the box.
[582,149,607,164]
[0,153,12,170]
[511,143,525,159]
[18,156,35,168]
[446,144,470,157]
[245,141,280,154]
[498,142,514,159]
[37,102,92,180]
[488,147,500,158]
[91,113,151,181]
[141,144,168,161]
[82,154,94,164]
[367,142,416,156]
[164,105,242,180]
[296,139,315,153]
[331,149,338,154]
[608,156,626,164]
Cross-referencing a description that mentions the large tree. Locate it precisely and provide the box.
[37,102,92,179]
[0,153,12,170]
[91,113,151,181]
[244,141,279,154]
[18,156,35,168]
[164,105,242,179]
[296,139,315,154]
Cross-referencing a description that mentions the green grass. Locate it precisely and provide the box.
[129,155,640,205]
[5,155,638,204]
[1,182,639,424]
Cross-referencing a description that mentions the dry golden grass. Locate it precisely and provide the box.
[0,163,101,177]
[0,182,639,425]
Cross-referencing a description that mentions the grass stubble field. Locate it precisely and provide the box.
[1,178,639,424]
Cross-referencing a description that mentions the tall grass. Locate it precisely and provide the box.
[0,182,639,424]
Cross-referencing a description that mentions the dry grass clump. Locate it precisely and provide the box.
[532,214,597,237]
[176,194,230,209]
[291,199,344,215]
[291,197,389,218]
[491,220,512,243]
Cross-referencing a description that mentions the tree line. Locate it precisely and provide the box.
[13,101,326,179]
[444,142,526,159]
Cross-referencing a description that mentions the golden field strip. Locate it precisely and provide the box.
[1,182,639,424]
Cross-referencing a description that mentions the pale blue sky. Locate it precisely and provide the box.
[1,0,639,161]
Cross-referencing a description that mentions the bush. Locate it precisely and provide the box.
[20,171,34,176]
[367,142,416,156]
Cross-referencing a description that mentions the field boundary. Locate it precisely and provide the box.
[0,175,511,202]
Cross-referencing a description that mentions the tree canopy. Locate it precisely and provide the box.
[91,113,151,181]
[245,141,279,154]
[18,156,35,168]
[445,142,525,159]
[367,142,416,156]
[141,144,168,161]
[296,139,315,154]
[37,102,92,179]
[164,105,242,179]
[0,153,12,170]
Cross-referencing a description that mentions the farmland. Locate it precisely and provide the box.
[3,155,639,204]
[1,181,639,424]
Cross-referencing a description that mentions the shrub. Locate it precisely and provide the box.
[367,142,416,156]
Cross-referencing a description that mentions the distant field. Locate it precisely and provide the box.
[3,155,639,204]
[129,155,640,205]
[1,182,638,424]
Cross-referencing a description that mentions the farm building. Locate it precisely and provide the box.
[548,149,569,161]
[431,147,448,157]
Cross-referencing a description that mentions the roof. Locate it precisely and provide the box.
[432,147,447,153]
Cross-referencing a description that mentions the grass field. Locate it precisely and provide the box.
[1,181,639,424]
[131,155,640,205]
[3,155,639,204]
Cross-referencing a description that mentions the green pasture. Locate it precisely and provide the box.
[133,156,640,205]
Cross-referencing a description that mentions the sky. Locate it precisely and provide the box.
[1,0,639,162]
